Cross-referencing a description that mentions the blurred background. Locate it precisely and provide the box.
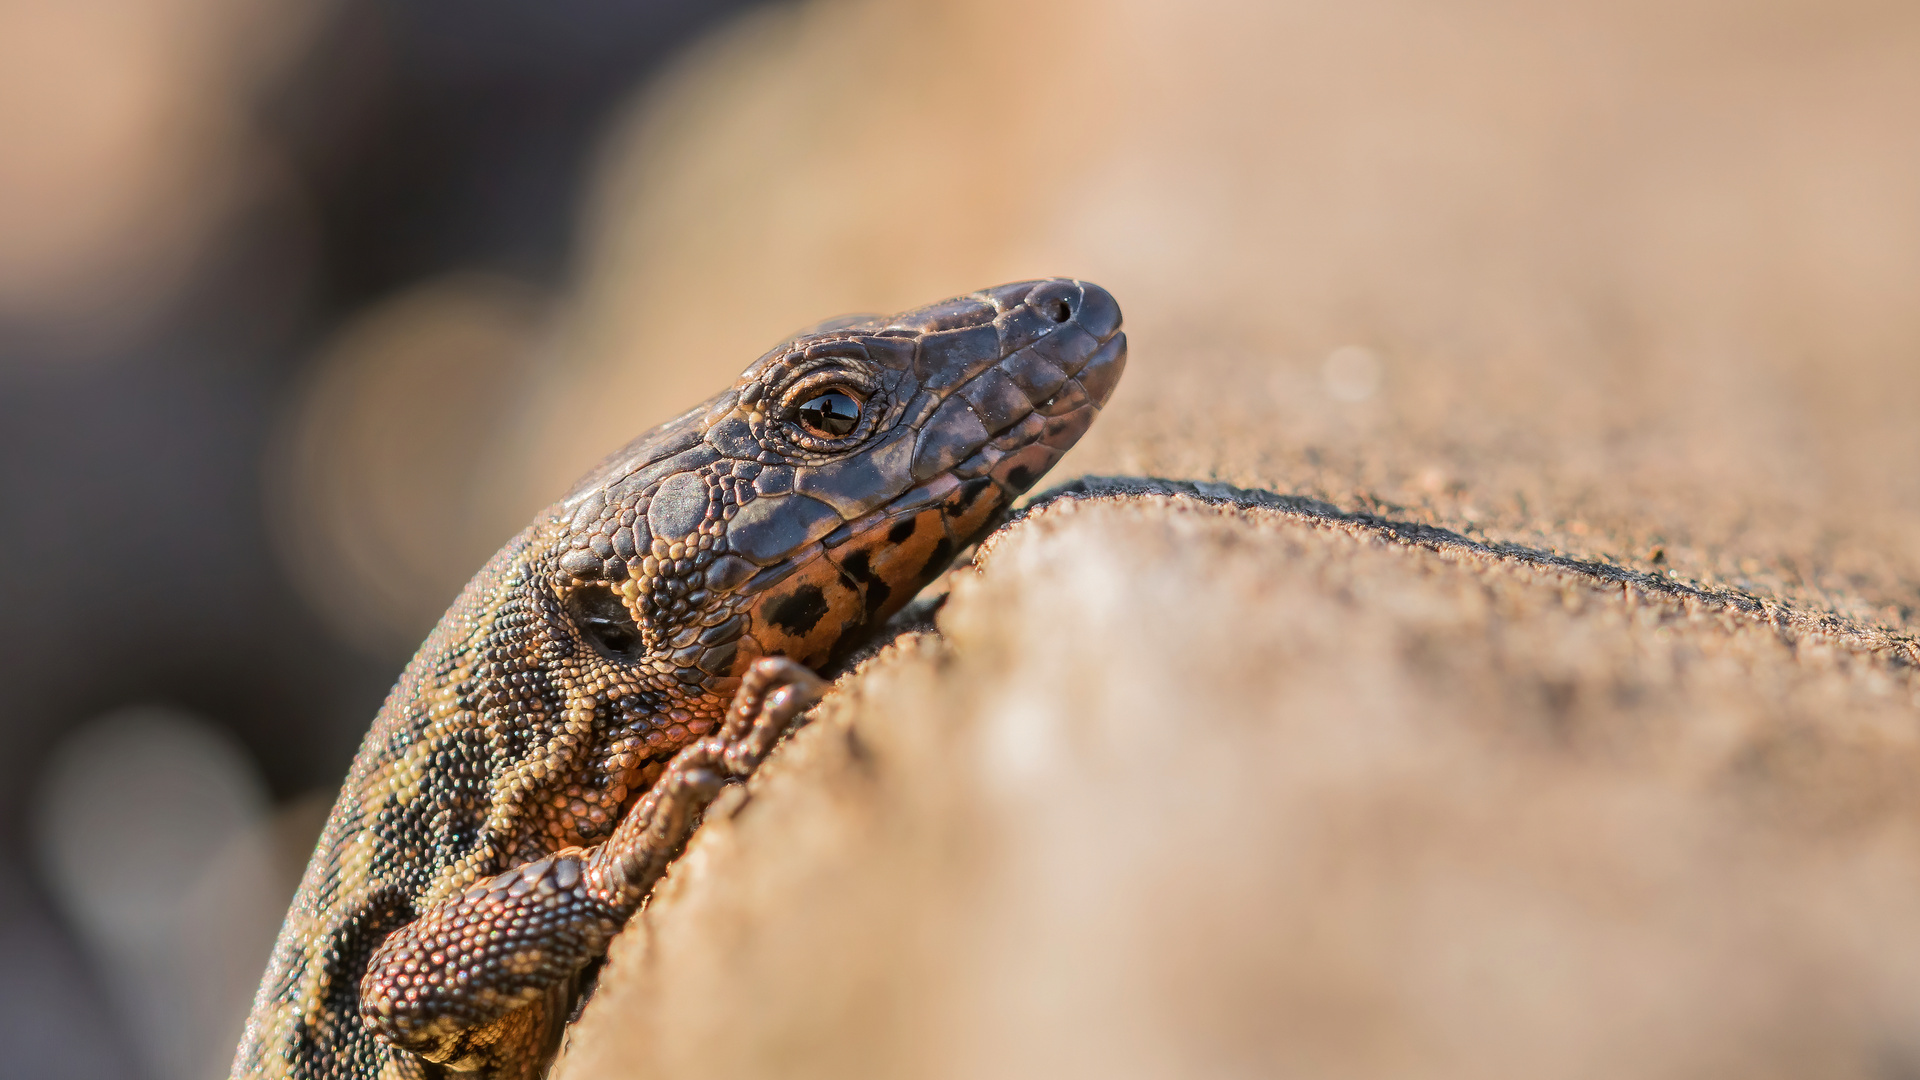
[2,1,1917,1078]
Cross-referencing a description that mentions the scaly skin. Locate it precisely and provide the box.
[232,279,1126,1079]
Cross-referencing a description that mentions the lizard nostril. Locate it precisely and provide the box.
[1050,299,1073,323]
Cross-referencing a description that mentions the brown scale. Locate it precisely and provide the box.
[233,279,1126,1080]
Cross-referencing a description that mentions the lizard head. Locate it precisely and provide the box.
[394,279,1123,854]
[538,277,1122,723]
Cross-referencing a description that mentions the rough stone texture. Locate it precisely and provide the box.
[531,0,1920,1075]
[552,492,1920,1080]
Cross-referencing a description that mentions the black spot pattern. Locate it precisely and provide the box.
[767,584,830,636]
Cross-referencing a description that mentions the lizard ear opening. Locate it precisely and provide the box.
[566,585,648,662]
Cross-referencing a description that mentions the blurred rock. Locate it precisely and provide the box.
[32,707,307,1080]
[269,273,553,654]
[0,0,330,342]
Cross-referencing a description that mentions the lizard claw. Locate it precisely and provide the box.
[722,658,829,774]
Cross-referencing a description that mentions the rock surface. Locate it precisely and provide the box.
[551,483,1920,1080]
[535,0,1920,1075]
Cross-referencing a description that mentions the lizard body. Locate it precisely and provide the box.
[232,279,1125,1079]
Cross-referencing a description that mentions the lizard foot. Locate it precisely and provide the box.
[588,656,829,909]
[359,657,828,1074]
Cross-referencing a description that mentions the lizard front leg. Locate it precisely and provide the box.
[358,658,828,1076]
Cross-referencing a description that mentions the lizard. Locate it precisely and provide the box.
[231,278,1126,1080]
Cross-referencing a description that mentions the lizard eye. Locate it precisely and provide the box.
[567,585,646,661]
[797,390,861,437]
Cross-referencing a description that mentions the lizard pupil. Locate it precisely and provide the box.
[566,585,646,661]
[798,391,860,437]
